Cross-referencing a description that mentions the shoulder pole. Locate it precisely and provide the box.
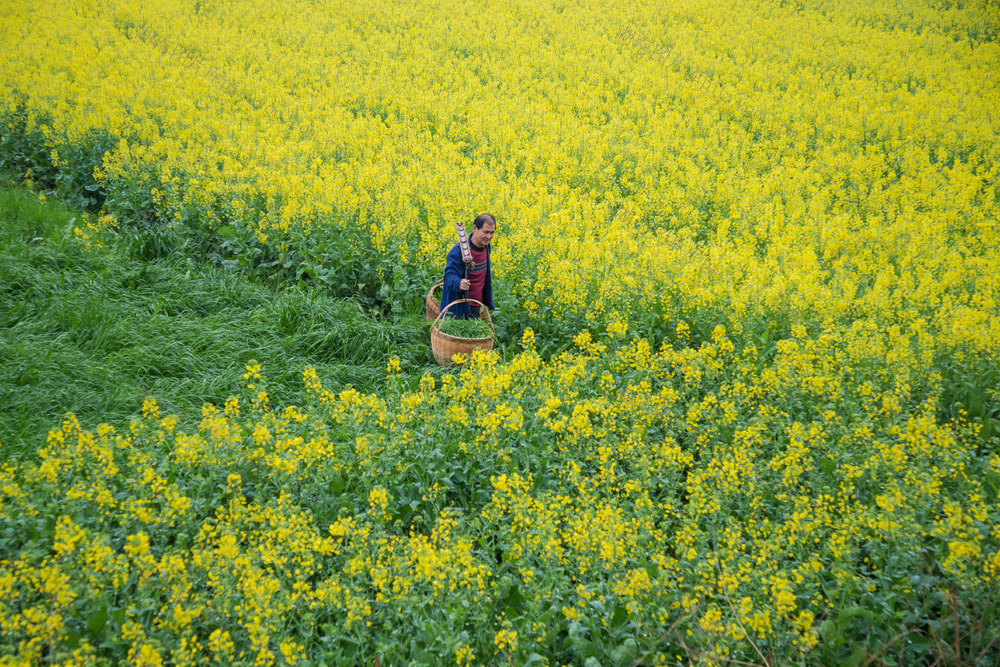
[456,222,473,298]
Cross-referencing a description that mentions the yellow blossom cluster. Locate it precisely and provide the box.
[1,0,998,359]
[1,328,997,664]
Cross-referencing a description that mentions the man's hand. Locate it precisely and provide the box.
[459,278,470,291]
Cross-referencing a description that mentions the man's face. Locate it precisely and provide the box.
[471,221,496,247]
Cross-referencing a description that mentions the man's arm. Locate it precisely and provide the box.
[443,244,465,294]
[483,245,494,309]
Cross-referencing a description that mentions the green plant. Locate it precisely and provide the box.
[438,316,494,339]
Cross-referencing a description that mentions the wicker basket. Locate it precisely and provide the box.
[431,299,496,366]
[425,281,444,321]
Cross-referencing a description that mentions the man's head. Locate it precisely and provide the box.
[470,213,496,247]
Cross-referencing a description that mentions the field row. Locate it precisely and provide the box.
[2,0,998,352]
[3,330,998,664]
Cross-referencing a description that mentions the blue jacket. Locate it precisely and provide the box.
[440,241,493,319]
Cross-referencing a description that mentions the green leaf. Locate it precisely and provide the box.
[838,606,872,624]
[88,604,108,636]
[611,605,627,628]
[569,621,588,644]
[328,476,345,494]
[844,646,867,667]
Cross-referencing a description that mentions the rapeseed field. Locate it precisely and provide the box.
[1,0,998,664]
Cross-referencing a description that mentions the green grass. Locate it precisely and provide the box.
[0,176,435,457]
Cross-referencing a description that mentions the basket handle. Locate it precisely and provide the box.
[434,298,496,337]
[425,281,444,301]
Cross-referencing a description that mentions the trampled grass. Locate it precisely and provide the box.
[0,176,430,456]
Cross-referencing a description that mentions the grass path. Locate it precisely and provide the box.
[0,178,433,456]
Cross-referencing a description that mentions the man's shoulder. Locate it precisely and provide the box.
[444,243,464,268]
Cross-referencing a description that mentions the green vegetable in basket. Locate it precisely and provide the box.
[438,317,493,339]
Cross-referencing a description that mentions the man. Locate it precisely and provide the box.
[440,213,495,319]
